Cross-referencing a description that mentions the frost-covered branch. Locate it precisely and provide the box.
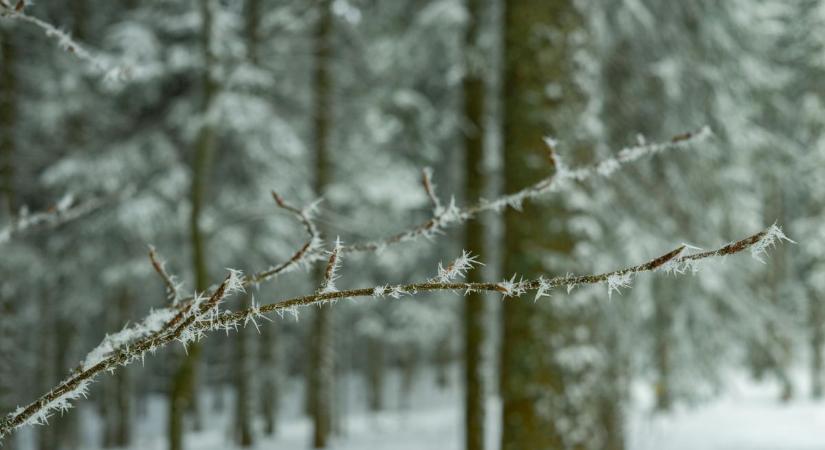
[421,167,444,214]
[148,246,182,305]
[318,237,343,294]
[0,225,787,440]
[345,127,712,253]
[0,188,134,245]
[213,226,788,323]
[0,3,126,79]
[246,192,325,285]
[0,271,244,437]
[196,129,710,290]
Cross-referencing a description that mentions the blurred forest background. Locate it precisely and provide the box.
[0,0,824,449]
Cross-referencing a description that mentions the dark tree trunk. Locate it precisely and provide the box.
[0,26,18,450]
[365,336,385,412]
[309,1,335,448]
[811,290,824,399]
[103,290,133,448]
[169,1,217,449]
[234,297,255,447]
[259,322,280,435]
[499,0,585,449]
[0,27,16,217]
[653,280,673,412]
[461,1,487,449]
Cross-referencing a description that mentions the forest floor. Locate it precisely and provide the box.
[20,367,825,449]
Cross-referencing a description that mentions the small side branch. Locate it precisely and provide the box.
[148,246,182,305]
[247,192,324,285]
[0,188,134,245]
[0,4,120,77]
[318,238,343,294]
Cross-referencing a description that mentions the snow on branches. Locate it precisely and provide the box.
[247,193,326,283]
[0,270,245,439]
[318,237,343,294]
[0,220,788,440]
[148,246,183,304]
[432,250,483,283]
[0,188,135,244]
[346,127,712,254]
[0,128,775,443]
[0,2,129,80]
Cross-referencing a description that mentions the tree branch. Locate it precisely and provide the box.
[0,225,788,439]
[0,187,135,245]
[344,127,712,253]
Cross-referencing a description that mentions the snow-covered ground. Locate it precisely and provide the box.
[628,371,825,450]
[22,368,825,450]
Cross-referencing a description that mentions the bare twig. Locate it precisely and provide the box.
[246,192,324,285]
[148,246,182,305]
[318,237,342,294]
[421,167,443,213]
[0,187,135,245]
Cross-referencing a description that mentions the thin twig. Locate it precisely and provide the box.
[344,127,712,253]
[148,246,181,304]
[0,187,136,245]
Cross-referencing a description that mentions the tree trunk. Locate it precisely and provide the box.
[399,348,418,411]
[234,296,255,447]
[462,1,487,448]
[0,27,18,450]
[103,290,133,448]
[653,280,672,412]
[499,0,583,449]
[434,334,452,390]
[260,322,279,435]
[0,27,15,217]
[309,0,334,448]
[169,1,217,449]
[365,336,385,412]
[810,290,823,399]
[243,0,281,436]
[37,292,57,450]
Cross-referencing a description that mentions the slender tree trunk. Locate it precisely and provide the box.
[769,183,793,401]
[53,320,79,450]
[0,27,15,217]
[37,292,56,450]
[434,335,452,390]
[103,290,133,448]
[602,335,626,450]
[810,290,824,399]
[0,27,17,450]
[399,348,418,411]
[244,0,281,434]
[462,0,487,448]
[260,323,279,435]
[309,0,334,448]
[365,336,385,412]
[169,1,217,449]
[653,280,672,412]
[500,0,583,449]
[234,297,255,447]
